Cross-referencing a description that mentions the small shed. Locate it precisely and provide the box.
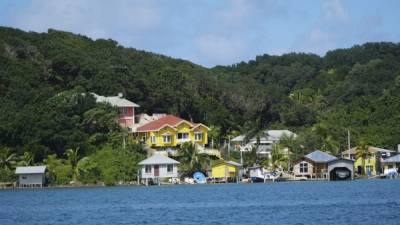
[328,158,354,180]
[211,161,242,182]
[138,154,180,185]
[15,166,46,187]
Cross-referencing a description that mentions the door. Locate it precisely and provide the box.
[357,166,362,175]
[154,165,159,177]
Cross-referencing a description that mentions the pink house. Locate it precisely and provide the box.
[92,93,140,131]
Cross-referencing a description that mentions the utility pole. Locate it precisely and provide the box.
[123,133,126,149]
[228,136,231,159]
[347,129,351,158]
[240,148,243,165]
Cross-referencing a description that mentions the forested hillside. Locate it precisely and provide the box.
[1,26,400,168]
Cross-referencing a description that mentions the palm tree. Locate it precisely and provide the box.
[312,123,340,155]
[18,152,34,166]
[177,142,210,177]
[65,147,80,182]
[270,144,287,171]
[280,133,301,170]
[0,147,17,170]
[208,125,221,149]
[355,142,370,175]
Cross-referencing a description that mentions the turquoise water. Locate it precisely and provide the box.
[1,180,400,225]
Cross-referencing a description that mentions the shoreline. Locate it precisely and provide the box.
[0,176,389,190]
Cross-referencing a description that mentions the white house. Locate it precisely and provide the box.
[233,130,297,156]
[15,166,46,187]
[138,154,180,185]
[91,92,140,132]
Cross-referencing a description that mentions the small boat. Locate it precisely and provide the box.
[335,169,350,179]
[249,166,280,182]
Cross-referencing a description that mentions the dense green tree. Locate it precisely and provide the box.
[270,144,288,171]
[177,142,210,177]
[65,147,80,182]
[1,26,400,181]
[0,147,17,170]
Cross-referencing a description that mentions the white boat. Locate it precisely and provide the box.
[249,166,280,182]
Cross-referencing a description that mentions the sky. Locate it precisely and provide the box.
[0,0,399,67]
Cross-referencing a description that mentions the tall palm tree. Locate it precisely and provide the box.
[312,123,340,155]
[18,152,34,166]
[208,125,221,149]
[270,144,288,171]
[177,142,210,177]
[280,133,301,170]
[355,142,370,175]
[65,147,80,182]
[0,147,17,170]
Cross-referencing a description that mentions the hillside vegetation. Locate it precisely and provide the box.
[1,27,400,183]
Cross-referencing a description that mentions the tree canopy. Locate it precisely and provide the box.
[1,27,400,183]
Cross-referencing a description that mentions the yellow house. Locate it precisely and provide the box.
[211,161,242,179]
[342,146,395,176]
[136,115,209,148]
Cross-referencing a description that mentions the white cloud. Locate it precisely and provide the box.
[322,0,349,23]
[291,0,351,55]
[218,0,251,24]
[12,0,162,39]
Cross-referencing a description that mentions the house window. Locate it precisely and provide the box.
[22,176,27,180]
[167,164,173,173]
[151,136,156,143]
[163,135,172,143]
[145,165,151,173]
[177,133,189,140]
[195,132,203,141]
[120,107,128,115]
[142,133,147,142]
[300,163,308,173]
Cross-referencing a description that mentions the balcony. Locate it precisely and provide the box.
[176,138,190,144]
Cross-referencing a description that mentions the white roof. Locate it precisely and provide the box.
[15,166,46,174]
[342,146,395,155]
[138,154,180,165]
[232,135,245,142]
[214,160,242,167]
[247,130,297,144]
[265,130,297,141]
[92,93,139,107]
[225,161,242,167]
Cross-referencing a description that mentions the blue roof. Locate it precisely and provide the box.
[305,150,337,163]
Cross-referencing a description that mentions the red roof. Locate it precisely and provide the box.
[136,115,194,132]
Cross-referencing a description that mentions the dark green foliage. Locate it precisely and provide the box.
[87,145,146,185]
[1,26,400,173]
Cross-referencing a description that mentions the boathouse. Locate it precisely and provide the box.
[293,150,354,180]
[211,161,242,182]
[138,154,180,185]
[327,158,354,180]
[15,166,46,187]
